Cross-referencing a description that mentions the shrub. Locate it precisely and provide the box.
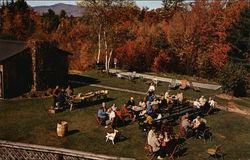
[152,53,171,72]
[218,62,248,97]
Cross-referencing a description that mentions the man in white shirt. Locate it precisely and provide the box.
[199,96,206,106]
[148,83,155,95]
[181,119,192,132]
[192,116,206,128]
[208,97,216,107]
[105,108,116,128]
[193,99,201,109]
[147,127,160,153]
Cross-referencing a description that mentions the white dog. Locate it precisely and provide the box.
[106,129,119,145]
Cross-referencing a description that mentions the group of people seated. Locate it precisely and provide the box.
[95,82,216,159]
[97,102,117,128]
[180,113,207,138]
[96,84,191,131]
[97,94,166,129]
[192,96,216,114]
[52,85,74,109]
[147,126,178,160]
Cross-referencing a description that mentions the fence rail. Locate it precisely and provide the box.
[0,140,135,160]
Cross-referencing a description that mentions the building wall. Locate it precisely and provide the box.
[44,50,68,88]
[0,40,69,98]
[28,40,69,91]
[2,50,33,98]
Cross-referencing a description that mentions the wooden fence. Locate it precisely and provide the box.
[0,140,135,160]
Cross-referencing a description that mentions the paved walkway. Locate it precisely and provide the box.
[70,80,147,95]
[108,69,221,90]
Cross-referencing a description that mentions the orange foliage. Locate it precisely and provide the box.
[115,37,157,71]
[166,0,248,76]
[152,52,172,72]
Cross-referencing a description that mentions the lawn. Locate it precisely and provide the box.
[0,70,250,160]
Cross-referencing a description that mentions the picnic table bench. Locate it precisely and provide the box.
[69,90,109,110]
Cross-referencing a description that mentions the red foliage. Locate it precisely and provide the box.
[165,0,248,76]
[152,52,172,72]
[115,37,157,71]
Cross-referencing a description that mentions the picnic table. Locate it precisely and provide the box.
[69,90,109,110]
[73,90,108,102]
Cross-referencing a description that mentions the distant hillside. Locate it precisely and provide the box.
[33,3,84,17]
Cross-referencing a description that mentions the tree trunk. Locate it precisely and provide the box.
[104,31,108,71]
[107,49,113,72]
[97,25,102,63]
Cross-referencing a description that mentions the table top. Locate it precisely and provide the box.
[131,106,143,112]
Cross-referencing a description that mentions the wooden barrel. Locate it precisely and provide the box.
[57,121,68,137]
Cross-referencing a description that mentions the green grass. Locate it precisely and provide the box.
[71,70,229,106]
[1,71,250,159]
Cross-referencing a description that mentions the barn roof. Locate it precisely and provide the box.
[0,39,72,62]
[0,39,27,62]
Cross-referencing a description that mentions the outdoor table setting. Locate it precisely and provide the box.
[131,106,143,112]
[131,106,143,117]
[71,90,109,103]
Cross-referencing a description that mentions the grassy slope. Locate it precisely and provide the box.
[0,70,250,159]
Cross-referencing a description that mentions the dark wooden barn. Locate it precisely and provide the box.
[0,39,71,98]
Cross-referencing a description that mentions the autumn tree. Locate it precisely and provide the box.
[115,37,157,71]
[165,0,247,77]
[78,0,137,71]
[0,0,40,40]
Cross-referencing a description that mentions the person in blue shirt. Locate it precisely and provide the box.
[98,107,107,119]
[146,101,153,114]
[148,96,154,103]
[97,107,107,125]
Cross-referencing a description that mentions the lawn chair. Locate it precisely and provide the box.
[179,80,188,90]
[115,109,126,126]
[122,105,133,119]
[196,127,212,143]
[166,144,180,160]
[178,118,186,137]
[144,144,156,160]
[189,81,201,92]
[95,115,104,125]
[207,145,224,160]
[169,79,178,89]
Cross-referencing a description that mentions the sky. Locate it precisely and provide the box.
[25,1,163,10]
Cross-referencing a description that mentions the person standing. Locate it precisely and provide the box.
[52,85,60,107]
[65,85,74,97]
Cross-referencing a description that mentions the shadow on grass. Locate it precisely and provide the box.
[75,98,116,109]
[68,74,100,88]
[116,134,129,144]
[178,147,188,157]
[68,129,80,136]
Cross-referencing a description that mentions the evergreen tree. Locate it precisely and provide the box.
[42,9,60,33]
[227,6,250,62]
